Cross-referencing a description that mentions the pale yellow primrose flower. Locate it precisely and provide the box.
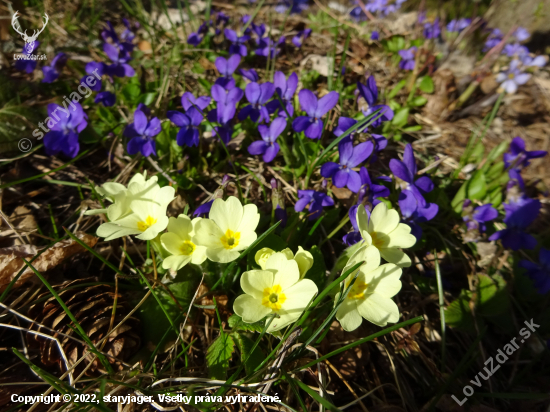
[356,202,416,267]
[193,196,260,263]
[86,173,160,221]
[335,245,402,331]
[96,184,175,241]
[234,252,318,332]
[161,215,207,271]
[255,246,313,279]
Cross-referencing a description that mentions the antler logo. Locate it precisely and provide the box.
[11,11,49,54]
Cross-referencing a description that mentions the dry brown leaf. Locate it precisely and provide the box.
[0,232,98,291]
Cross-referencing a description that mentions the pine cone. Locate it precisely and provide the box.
[27,278,140,376]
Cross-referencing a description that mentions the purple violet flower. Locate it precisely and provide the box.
[14,41,40,73]
[496,60,530,94]
[357,76,394,127]
[504,136,547,170]
[248,117,287,162]
[390,144,439,234]
[181,92,211,112]
[239,68,260,82]
[215,55,241,78]
[256,37,285,58]
[520,248,550,294]
[43,102,87,158]
[343,205,363,246]
[350,7,366,21]
[266,71,298,117]
[95,91,116,107]
[371,31,380,40]
[42,53,68,83]
[194,200,213,217]
[292,29,311,47]
[522,55,547,68]
[83,62,104,91]
[484,28,503,51]
[168,107,203,147]
[275,0,309,14]
[503,43,529,58]
[357,167,390,206]
[489,196,540,250]
[103,43,135,78]
[320,136,374,192]
[294,190,334,220]
[238,82,275,123]
[463,202,499,233]
[292,90,339,139]
[446,18,471,32]
[124,108,161,157]
[423,18,441,39]
[225,28,250,56]
[398,47,417,70]
[514,27,530,42]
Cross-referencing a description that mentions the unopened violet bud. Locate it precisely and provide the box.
[271,178,278,189]
[222,174,231,185]
[463,199,472,208]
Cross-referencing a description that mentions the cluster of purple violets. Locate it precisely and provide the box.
[187,13,310,56]
[480,26,547,94]
[480,137,548,293]
[350,0,406,20]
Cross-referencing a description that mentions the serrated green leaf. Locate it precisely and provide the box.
[418,76,434,93]
[206,334,235,379]
[228,314,265,333]
[233,332,264,375]
[467,170,487,200]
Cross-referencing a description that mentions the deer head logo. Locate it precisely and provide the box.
[11,11,49,54]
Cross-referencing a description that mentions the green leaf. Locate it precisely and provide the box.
[233,332,264,375]
[392,107,409,128]
[451,181,468,213]
[486,161,505,180]
[402,125,423,132]
[418,76,434,93]
[122,84,141,103]
[97,106,116,125]
[138,93,156,106]
[228,314,265,333]
[206,334,235,380]
[408,96,428,107]
[444,290,474,331]
[477,274,509,317]
[137,270,201,346]
[470,141,485,163]
[467,170,487,200]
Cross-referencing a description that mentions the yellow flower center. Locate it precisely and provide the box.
[262,285,287,311]
[348,281,369,300]
[370,231,385,249]
[137,216,157,232]
[220,229,240,249]
[508,73,515,80]
[180,240,196,255]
